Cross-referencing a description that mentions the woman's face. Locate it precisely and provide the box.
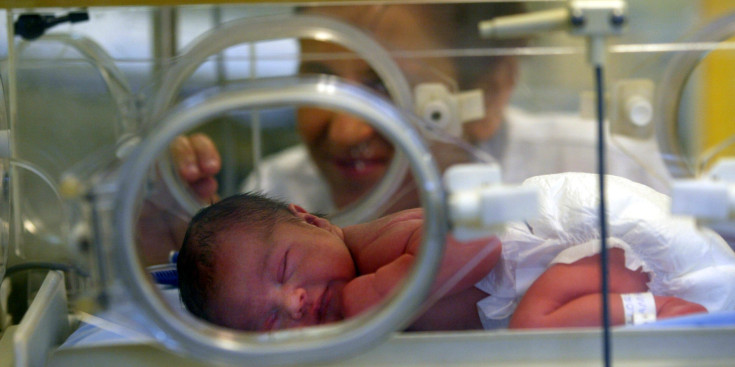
[296,6,456,209]
[296,42,394,209]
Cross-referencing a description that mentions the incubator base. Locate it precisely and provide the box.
[45,327,735,367]
[5,271,735,367]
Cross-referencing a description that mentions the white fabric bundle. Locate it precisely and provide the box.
[476,172,735,329]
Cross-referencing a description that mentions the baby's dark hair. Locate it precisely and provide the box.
[177,192,294,324]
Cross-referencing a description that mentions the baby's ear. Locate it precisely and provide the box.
[288,204,309,216]
[288,203,316,223]
[288,204,330,229]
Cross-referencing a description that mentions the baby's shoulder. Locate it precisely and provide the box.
[383,208,424,223]
[343,209,423,255]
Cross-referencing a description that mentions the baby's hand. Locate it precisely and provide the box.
[342,255,414,319]
[170,133,222,203]
[656,296,708,319]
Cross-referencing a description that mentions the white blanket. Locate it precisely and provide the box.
[476,173,735,329]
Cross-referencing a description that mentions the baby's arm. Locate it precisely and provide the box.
[342,253,415,318]
[341,211,423,318]
[509,248,707,328]
[342,210,500,319]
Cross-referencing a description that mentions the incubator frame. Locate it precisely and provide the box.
[4,2,735,367]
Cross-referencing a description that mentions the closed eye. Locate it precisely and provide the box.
[279,250,289,283]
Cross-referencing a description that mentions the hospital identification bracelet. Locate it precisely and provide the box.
[620,292,657,325]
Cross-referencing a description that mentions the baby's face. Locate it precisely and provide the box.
[208,216,356,331]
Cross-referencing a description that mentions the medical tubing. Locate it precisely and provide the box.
[595,64,612,367]
[149,14,413,226]
[5,159,64,212]
[413,114,497,165]
[3,261,89,279]
[2,158,76,286]
[113,76,446,366]
[609,134,671,191]
[5,158,70,259]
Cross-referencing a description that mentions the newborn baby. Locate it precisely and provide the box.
[177,173,735,331]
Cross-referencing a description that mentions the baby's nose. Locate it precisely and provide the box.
[284,288,307,320]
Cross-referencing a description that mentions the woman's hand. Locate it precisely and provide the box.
[170,133,222,203]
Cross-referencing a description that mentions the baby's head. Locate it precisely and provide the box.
[177,192,356,331]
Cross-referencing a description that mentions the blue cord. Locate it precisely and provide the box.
[595,65,612,367]
[148,251,179,287]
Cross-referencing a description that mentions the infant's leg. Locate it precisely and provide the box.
[509,248,704,328]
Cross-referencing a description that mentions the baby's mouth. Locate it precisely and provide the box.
[317,284,332,324]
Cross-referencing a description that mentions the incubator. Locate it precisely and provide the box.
[3,1,735,366]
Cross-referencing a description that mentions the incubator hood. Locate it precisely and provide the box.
[4,1,735,367]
